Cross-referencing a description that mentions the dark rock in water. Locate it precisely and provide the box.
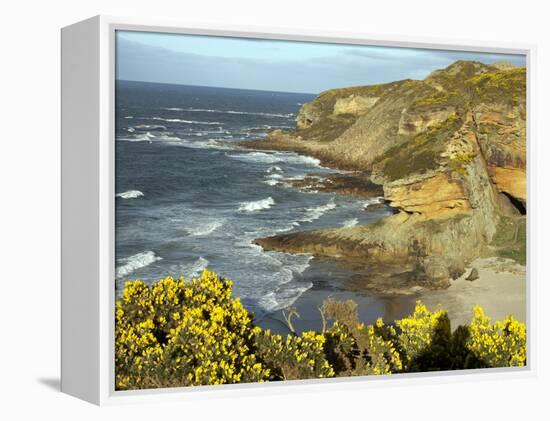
[365,202,385,213]
[466,268,479,281]
[289,172,384,198]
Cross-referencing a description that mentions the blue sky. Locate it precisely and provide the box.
[116,31,526,94]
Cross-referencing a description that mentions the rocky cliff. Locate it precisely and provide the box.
[242,60,527,293]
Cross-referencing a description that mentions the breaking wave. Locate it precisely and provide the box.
[300,199,337,223]
[238,197,275,212]
[116,190,144,199]
[186,221,224,236]
[151,117,222,125]
[342,218,359,228]
[116,251,162,278]
[228,152,321,167]
[164,107,294,118]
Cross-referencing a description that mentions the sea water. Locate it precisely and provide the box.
[115,80,391,321]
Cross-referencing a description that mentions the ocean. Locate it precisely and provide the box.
[115,80,395,325]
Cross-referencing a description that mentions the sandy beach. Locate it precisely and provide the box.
[419,257,526,328]
[257,256,525,334]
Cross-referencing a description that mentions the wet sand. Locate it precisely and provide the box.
[255,257,417,335]
[255,256,526,334]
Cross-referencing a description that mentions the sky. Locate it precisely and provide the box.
[116,30,526,94]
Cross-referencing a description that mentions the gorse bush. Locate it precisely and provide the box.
[116,272,269,389]
[115,271,527,390]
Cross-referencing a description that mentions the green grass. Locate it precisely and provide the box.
[491,216,526,265]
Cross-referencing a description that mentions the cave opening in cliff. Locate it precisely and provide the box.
[502,192,526,215]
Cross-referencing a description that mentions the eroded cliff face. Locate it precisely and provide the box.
[244,60,527,291]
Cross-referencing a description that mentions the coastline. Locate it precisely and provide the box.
[238,138,526,330]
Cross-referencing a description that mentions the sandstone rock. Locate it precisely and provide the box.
[397,107,456,136]
[384,172,471,218]
[241,60,526,295]
[333,95,379,115]
[488,166,526,206]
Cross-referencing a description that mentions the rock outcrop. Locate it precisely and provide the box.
[241,60,527,293]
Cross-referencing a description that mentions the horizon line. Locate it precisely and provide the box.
[115,78,320,96]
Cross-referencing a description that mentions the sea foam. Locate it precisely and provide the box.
[238,197,275,212]
[228,152,321,167]
[164,107,294,119]
[342,218,359,228]
[187,221,223,236]
[116,251,162,278]
[151,117,222,125]
[300,199,337,222]
[116,190,144,199]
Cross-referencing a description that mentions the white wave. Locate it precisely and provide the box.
[134,124,167,130]
[363,196,385,208]
[228,152,282,164]
[300,198,337,222]
[283,154,321,167]
[263,179,280,186]
[152,134,182,142]
[165,107,294,119]
[166,138,236,151]
[186,221,223,236]
[238,197,275,212]
[170,257,210,279]
[117,132,156,142]
[258,282,313,312]
[150,117,222,125]
[124,116,133,119]
[126,127,135,133]
[228,152,320,167]
[342,218,359,228]
[185,257,210,278]
[116,251,161,278]
[266,173,284,180]
[116,190,144,199]
[267,166,283,173]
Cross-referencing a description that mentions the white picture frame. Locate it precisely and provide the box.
[61,15,536,405]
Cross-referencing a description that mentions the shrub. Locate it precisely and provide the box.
[115,271,270,389]
[115,271,527,389]
[468,306,527,367]
[254,329,334,380]
[396,302,450,367]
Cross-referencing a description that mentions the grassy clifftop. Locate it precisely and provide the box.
[243,60,526,288]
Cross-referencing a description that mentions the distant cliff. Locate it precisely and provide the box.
[242,60,526,292]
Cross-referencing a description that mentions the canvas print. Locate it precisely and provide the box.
[114,30,527,390]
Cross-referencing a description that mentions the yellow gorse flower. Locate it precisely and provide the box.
[115,271,526,390]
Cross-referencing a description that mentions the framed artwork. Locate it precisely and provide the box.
[61,16,532,405]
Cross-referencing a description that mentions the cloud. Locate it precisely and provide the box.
[116,36,526,94]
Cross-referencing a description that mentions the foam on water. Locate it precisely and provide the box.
[300,198,337,223]
[174,257,210,279]
[116,251,162,278]
[186,221,224,236]
[228,151,321,167]
[238,197,275,212]
[342,218,359,228]
[116,190,144,199]
[164,107,294,118]
[267,166,283,173]
[134,124,167,130]
[151,117,222,125]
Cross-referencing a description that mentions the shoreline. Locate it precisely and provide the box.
[257,256,525,334]
[238,137,526,331]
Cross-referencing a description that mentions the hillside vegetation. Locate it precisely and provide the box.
[116,271,526,390]
[245,61,527,291]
